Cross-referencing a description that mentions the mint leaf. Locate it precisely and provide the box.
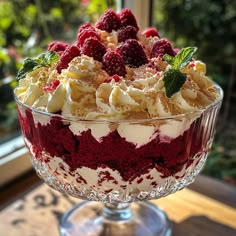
[16,51,59,81]
[163,54,175,66]
[37,51,60,67]
[163,46,197,97]
[172,47,197,70]
[163,69,187,98]
[16,58,39,81]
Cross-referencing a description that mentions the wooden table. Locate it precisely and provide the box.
[0,175,235,236]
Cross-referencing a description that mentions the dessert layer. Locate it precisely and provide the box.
[18,107,206,182]
[28,150,206,195]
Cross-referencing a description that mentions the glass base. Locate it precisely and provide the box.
[60,201,172,236]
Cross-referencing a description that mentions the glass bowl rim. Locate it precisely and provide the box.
[14,81,223,124]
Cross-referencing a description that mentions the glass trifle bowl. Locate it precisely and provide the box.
[15,82,222,236]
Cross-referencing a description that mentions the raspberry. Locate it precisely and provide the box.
[151,39,176,58]
[119,8,139,30]
[95,9,121,32]
[120,39,148,68]
[78,22,94,34]
[117,25,137,42]
[142,27,160,38]
[47,41,69,54]
[43,79,60,92]
[77,28,100,47]
[81,37,106,62]
[105,74,121,83]
[102,50,126,77]
[56,45,80,73]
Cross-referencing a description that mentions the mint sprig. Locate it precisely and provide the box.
[163,47,197,98]
[17,51,59,81]
[164,69,187,98]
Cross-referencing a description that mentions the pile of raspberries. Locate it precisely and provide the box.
[48,9,176,78]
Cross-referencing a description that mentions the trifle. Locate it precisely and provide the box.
[15,8,222,236]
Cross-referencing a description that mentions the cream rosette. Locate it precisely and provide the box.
[96,80,146,116]
[15,67,49,106]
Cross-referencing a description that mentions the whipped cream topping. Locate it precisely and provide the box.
[16,51,217,121]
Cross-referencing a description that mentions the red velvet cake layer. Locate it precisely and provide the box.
[18,108,204,181]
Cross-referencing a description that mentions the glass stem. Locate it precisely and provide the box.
[103,202,132,221]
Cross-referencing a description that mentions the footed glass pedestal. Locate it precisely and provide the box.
[60,201,171,236]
